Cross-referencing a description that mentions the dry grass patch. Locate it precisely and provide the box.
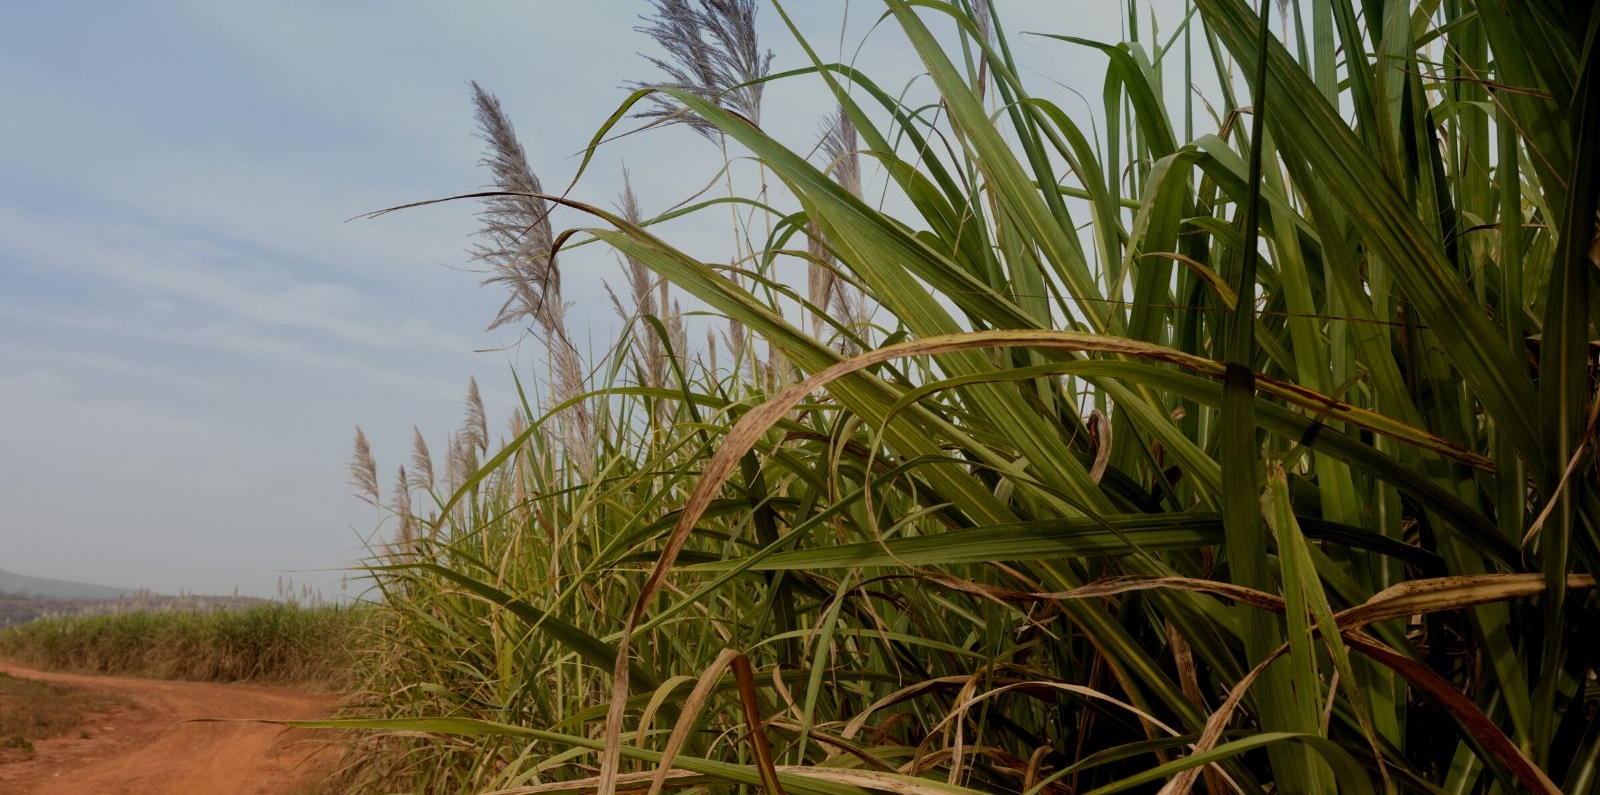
[0,671,127,764]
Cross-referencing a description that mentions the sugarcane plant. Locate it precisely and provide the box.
[328,1,1600,793]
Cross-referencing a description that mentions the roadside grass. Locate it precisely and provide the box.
[0,671,129,764]
[0,604,364,686]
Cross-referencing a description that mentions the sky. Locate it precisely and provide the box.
[0,2,1183,600]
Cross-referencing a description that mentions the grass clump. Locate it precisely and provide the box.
[336,1,1600,794]
[0,603,363,686]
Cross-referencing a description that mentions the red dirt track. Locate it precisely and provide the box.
[0,661,341,795]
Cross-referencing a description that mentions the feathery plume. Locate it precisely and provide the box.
[620,172,672,392]
[470,82,564,337]
[616,171,655,319]
[551,342,596,477]
[809,109,870,351]
[507,409,529,446]
[505,409,533,524]
[806,227,834,340]
[665,294,686,368]
[630,0,773,141]
[349,426,379,506]
[409,426,434,492]
[391,465,416,554]
[469,81,594,477]
[831,273,870,354]
[820,109,861,197]
[462,377,488,455]
[445,432,471,496]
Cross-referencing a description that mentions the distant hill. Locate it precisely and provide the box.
[0,569,137,600]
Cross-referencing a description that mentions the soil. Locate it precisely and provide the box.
[0,661,343,795]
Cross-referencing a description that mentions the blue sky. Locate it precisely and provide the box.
[0,2,1163,598]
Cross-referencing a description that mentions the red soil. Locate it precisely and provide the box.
[0,661,342,795]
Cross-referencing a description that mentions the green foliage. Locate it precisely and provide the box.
[343,1,1600,793]
[0,604,362,685]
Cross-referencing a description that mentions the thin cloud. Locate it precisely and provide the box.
[0,203,479,354]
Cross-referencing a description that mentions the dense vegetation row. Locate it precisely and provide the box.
[0,604,361,685]
[334,1,1600,793]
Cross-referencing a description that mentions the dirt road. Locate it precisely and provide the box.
[0,662,342,795]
